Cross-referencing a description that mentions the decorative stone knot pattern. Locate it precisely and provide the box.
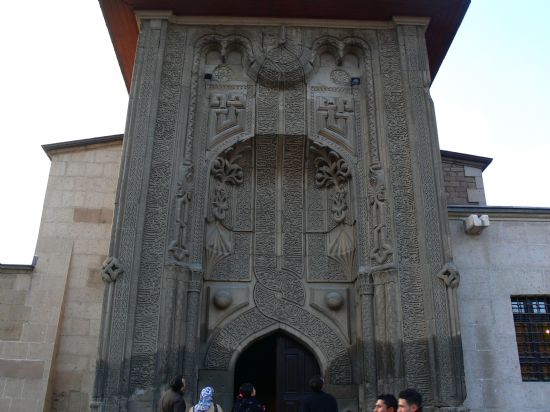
[368,164,392,265]
[257,45,305,87]
[169,187,192,262]
[317,97,354,142]
[437,264,460,289]
[101,256,124,283]
[208,92,246,142]
[330,69,351,85]
[213,64,232,82]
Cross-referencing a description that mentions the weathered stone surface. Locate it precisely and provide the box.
[90,19,465,412]
[0,359,44,379]
[73,208,114,224]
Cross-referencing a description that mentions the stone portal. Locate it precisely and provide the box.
[93,19,466,412]
[233,332,321,412]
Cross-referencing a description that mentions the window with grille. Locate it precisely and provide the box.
[511,296,550,381]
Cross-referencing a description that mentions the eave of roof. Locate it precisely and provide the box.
[448,205,550,220]
[42,134,123,160]
[440,150,493,171]
[98,0,470,91]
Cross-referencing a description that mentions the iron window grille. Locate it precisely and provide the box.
[511,295,550,381]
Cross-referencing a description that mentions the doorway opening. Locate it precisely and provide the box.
[234,332,321,412]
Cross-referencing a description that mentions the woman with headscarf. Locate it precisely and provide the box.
[189,386,223,412]
[231,383,265,412]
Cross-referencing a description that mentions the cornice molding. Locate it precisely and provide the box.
[135,11,396,30]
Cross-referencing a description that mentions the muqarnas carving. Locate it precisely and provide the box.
[205,144,250,277]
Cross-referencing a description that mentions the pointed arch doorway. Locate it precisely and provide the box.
[234,332,321,412]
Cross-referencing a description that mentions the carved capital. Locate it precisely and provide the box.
[188,281,202,293]
[101,256,124,283]
[357,271,374,296]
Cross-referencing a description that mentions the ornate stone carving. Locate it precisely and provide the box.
[368,164,392,265]
[309,87,356,152]
[311,145,356,278]
[213,64,232,82]
[169,186,192,261]
[436,262,465,404]
[130,51,183,391]
[182,33,254,181]
[325,291,344,310]
[253,28,307,136]
[210,146,246,186]
[212,290,233,310]
[437,264,460,289]
[206,144,249,277]
[356,270,377,405]
[379,28,431,394]
[205,137,353,384]
[310,287,350,342]
[95,23,466,412]
[330,69,351,85]
[101,256,124,283]
[317,97,354,141]
[313,146,351,190]
[208,92,246,142]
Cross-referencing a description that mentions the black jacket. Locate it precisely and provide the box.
[158,389,186,412]
[232,397,265,412]
[302,391,338,412]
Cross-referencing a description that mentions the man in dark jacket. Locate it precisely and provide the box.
[397,388,422,412]
[302,376,338,412]
[159,375,186,412]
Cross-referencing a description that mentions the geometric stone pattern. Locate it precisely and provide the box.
[92,19,466,412]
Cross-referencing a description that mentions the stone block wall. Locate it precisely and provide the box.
[0,139,121,412]
[0,266,37,412]
[0,269,32,342]
[442,160,486,205]
[450,212,550,412]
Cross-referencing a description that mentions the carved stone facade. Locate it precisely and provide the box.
[93,19,466,411]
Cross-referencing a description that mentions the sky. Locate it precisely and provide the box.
[1,0,549,264]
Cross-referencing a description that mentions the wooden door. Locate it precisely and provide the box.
[276,334,320,412]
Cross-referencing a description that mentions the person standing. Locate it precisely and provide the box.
[302,376,338,412]
[189,386,223,412]
[159,375,186,412]
[232,383,265,412]
[397,388,423,412]
[373,394,397,412]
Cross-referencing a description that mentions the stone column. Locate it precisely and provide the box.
[357,270,377,410]
[392,17,465,408]
[183,268,203,404]
[91,18,170,412]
